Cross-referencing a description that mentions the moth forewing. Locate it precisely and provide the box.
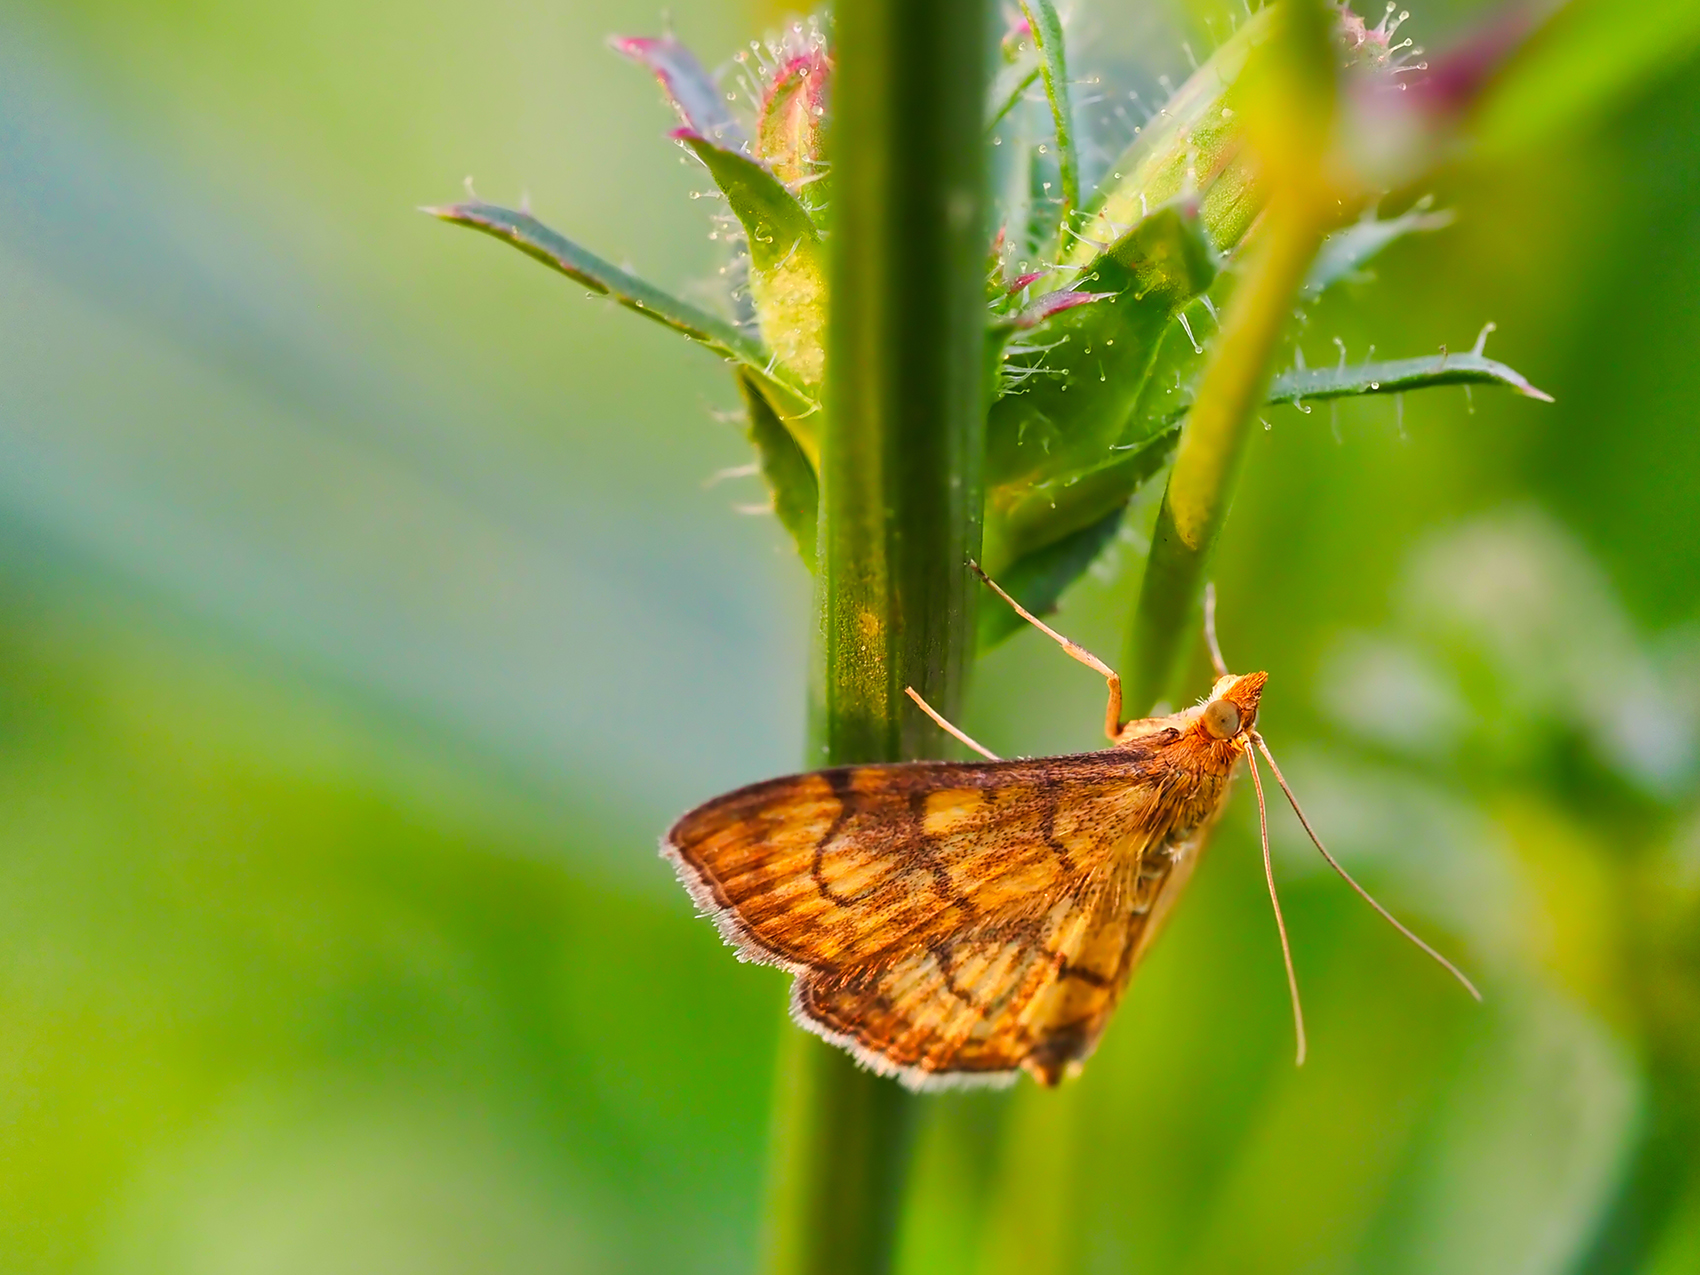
[662,672,1270,1089]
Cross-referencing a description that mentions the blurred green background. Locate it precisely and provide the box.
[2,1,1698,1271]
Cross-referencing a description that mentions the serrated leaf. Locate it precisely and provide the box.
[426,200,815,421]
[736,369,818,571]
[1123,204,1471,448]
[611,34,747,147]
[1138,342,1552,436]
[676,132,828,394]
[986,199,1217,489]
[1265,348,1554,407]
[1019,0,1078,223]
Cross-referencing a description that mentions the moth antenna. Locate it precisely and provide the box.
[1244,741,1307,1065]
[1203,582,1229,678]
[1251,733,1483,1002]
[905,686,1002,762]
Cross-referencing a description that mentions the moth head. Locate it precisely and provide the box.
[1200,671,1268,741]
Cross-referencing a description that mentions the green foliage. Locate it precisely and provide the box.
[435,3,1550,656]
[9,1,1700,1274]
[428,199,816,423]
[985,198,1218,493]
[736,371,819,569]
[415,3,1700,1274]
[674,134,827,404]
[1019,0,1079,225]
[1263,342,1554,412]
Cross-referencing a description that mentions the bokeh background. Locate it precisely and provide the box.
[2,0,1698,1271]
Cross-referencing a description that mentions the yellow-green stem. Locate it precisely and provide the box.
[1123,197,1331,711]
[1123,0,1340,712]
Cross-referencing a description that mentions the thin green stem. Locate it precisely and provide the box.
[1123,201,1328,710]
[1021,0,1078,228]
[1122,0,1339,713]
[762,2,989,1273]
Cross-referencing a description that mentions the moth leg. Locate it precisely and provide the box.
[905,687,1001,762]
[968,560,1124,740]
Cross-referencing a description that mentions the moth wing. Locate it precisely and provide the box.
[664,752,1165,974]
[796,825,1207,1089]
[666,748,1206,1088]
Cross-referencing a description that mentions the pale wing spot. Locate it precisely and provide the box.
[931,990,992,1063]
[968,858,1070,912]
[815,850,894,901]
[1042,893,1084,933]
[1050,784,1150,859]
[922,788,989,839]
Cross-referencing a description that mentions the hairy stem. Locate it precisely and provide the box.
[762,2,989,1272]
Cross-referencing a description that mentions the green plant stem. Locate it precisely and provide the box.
[762,2,988,1273]
[1123,203,1326,710]
[1021,0,1078,226]
[1122,0,1337,713]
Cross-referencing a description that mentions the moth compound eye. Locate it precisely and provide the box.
[1202,699,1241,740]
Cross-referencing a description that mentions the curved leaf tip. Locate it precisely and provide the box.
[610,32,747,145]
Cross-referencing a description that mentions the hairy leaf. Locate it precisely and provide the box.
[1123,202,1469,449]
[980,431,1178,648]
[1069,5,1276,271]
[736,370,818,570]
[756,47,833,215]
[1304,203,1455,299]
[987,429,1177,571]
[426,200,814,420]
[1264,346,1554,408]
[611,34,747,146]
[1135,341,1552,436]
[986,199,1217,489]
[677,132,828,394]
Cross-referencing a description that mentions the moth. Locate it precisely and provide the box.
[665,567,1478,1090]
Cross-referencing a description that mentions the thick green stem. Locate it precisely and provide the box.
[1122,0,1338,713]
[762,2,989,1273]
